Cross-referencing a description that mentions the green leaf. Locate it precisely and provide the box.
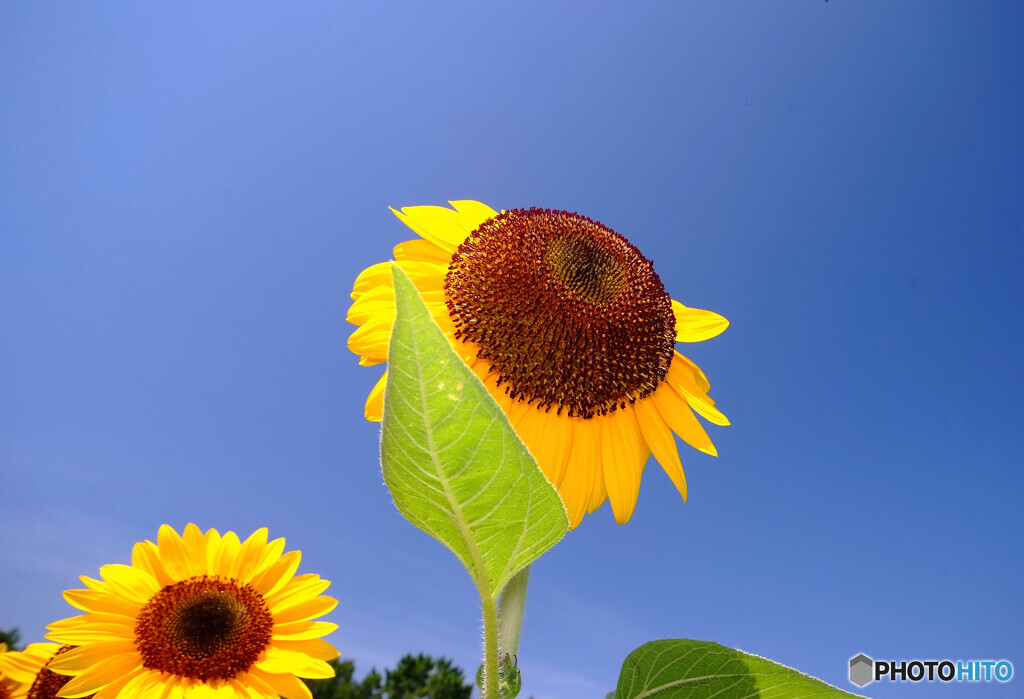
[381,263,568,597]
[615,640,868,699]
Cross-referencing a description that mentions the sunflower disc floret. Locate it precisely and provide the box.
[133,576,273,681]
[446,208,676,419]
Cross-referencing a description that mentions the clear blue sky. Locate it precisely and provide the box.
[2,3,1022,697]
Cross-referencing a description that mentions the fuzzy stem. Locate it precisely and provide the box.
[481,592,500,699]
[497,565,530,657]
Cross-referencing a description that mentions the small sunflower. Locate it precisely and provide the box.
[348,202,729,528]
[46,524,339,699]
[0,642,15,699]
[0,643,64,699]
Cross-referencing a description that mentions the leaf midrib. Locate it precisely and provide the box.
[407,316,494,600]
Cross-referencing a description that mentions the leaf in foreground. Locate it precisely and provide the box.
[616,639,868,699]
[381,263,568,597]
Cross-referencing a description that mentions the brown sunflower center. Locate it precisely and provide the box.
[445,208,675,418]
[134,575,273,681]
[544,233,627,304]
[28,646,79,699]
[0,683,11,699]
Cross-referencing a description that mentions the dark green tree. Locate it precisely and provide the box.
[304,654,471,699]
[0,628,21,651]
[383,654,471,699]
[305,659,381,699]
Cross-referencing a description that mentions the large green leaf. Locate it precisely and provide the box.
[615,640,868,699]
[380,263,568,597]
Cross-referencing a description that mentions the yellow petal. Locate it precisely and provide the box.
[677,390,729,427]
[351,261,393,299]
[182,681,240,699]
[271,620,337,641]
[504,398,535,431]
[666,352,730,426]
[601,407,649,524]
[254,648,334,678]
[47,643,139,674]
[514,408,572,489]
[63,589,141,617]
[246,669,313,699]
[349,295,448,359]
[248,536,287,585]
[162,680,187,699]
[560,419,599,529]
[203,528,223,573]
[476,366,513,416]
[47,626,131,645]
[233,672,278,699]
[225,681,267,699]
[56,653,141,698]
[634,397,687,501]
[347,314,392,356]
[364,371,387,422]
[270,638,340,662]
[111,669,158,699]
[79,575,108,593]
[352,259,446,299]
[586,464,608,515]
[671,299,729,342]
[98,564,159,604]
[156,524,191,580]
[393,206,472,251]
[89,667,147,699]
[676,385,729,426]
[47,613,134,644]
[650,382,717,456]
[131,541,174,587]
[251,550,302,597]
[393,238,453,265]
[180,524,207,573]
[212,531,241,578]
[396,261,448,293]
[214,681,247,699]
[184,684,213,699]
[669,351,711,393]
[264,575,330,610]
[346,286,394,326]
[449,200,498,228]
[232,528,270,583]
[271,595,338,624]
[353,343,390,368]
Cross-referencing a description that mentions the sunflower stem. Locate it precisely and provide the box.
[497,564,530,657]
[482,592,500,699]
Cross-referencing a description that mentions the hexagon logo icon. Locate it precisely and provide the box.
[849,653,874,687]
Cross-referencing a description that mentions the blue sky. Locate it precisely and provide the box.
[2,2,1022,697]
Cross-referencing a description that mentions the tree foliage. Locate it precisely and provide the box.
[304,659,381,699]
[305,654,472,699]
[0,627,21,651]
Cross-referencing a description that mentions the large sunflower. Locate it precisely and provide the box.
[46,524,339,699]
[0,643,64,699]
[348,202,729,528]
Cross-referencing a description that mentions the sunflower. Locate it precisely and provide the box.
[45,524,339,699]
[0,642,64,699]
[0,642,15,699]
[347,202,729,528]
